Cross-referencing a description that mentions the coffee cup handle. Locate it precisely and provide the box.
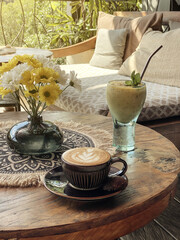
[109,157,127,177]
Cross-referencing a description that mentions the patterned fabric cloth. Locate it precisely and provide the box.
[0,128,94,175]
[54,64,180,122]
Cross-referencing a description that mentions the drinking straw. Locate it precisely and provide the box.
[141,45,163,80]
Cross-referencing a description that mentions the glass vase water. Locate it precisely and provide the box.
[7,115,64,155]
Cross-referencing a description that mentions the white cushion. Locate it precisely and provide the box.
[89,28,127,70]
[169,20,180,30]
[52,64,180,122]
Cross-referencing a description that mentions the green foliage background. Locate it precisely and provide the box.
[0,0,141,49]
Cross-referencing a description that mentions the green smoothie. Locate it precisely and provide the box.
[106,80,146,123]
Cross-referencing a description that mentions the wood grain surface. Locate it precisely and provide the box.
[142,116,180,152]
[120,177,180,240]
[0,111,179,240]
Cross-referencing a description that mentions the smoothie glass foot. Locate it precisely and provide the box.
[113,118,136,152]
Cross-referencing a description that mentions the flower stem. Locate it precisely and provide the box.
[62,84,70,93]
[17,88,32,115]
[38,102,46,116]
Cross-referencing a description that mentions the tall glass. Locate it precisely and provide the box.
[106,80,146,152]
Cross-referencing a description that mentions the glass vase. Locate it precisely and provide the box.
[7,115,63,155]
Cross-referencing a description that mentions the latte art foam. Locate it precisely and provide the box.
[62,147,111,166]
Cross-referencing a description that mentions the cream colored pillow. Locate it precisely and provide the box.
[169,20,180,30]
[89,28,127,70]
[97,11,163,60]
[119,28,180,88]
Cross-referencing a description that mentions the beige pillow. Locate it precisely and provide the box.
[119,28,180,88]
[97,11,163,60]
[169,20,180,30]
[89,28,127,70]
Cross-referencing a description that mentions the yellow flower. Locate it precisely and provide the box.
[0,54,79,117]
[14,55,42,68]
[39,83,62,106]
[20,70,34,89]
[0,59,18,74]
[0,55,42,75]
[0,87,13,97]
[33,67,59,84]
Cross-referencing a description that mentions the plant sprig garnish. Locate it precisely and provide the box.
[125,70,141,87]
[125,45,163,87]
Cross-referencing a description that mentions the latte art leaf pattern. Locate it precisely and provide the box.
[63,147,111,166]
[73,149,100,163]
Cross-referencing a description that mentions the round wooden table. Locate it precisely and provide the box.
[0,111,179,240]
[0,47,53,63]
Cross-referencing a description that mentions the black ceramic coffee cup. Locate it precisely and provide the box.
[61,147,127,190]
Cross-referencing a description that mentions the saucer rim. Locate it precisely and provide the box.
[43,166,128,201]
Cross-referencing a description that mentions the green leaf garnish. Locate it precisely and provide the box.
[125,70,141,87]
[124,80,132,86]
